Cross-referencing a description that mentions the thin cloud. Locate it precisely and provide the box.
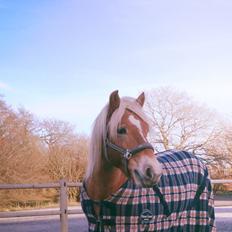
[0,81,13,92]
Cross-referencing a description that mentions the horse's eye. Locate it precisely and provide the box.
[117,127,127,135]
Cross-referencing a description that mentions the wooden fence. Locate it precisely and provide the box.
[0,179,81,232]
[0,179,232,232]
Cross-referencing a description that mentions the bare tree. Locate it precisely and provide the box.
[204,124,232,176]
[0,100,48,209]
[0,101,45,184]
[145,87,221,161]
[39,119,88,199]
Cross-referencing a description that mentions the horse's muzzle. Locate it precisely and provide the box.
[134,166,162,188]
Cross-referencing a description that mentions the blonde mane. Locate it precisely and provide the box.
[85,96,151,180]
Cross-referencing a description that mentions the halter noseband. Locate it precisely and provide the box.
[104,137,154,174]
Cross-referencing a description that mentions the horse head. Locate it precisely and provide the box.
[104,90,162,187]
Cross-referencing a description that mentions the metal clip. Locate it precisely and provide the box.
[124,150,132,160]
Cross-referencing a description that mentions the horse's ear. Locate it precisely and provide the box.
[107,90,120,122]
[136,92,145,107]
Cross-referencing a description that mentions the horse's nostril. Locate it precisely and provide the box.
[145,167,154,179]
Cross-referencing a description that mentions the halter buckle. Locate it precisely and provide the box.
[124,150,132,160]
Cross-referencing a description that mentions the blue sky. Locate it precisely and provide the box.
[0,0,232,134]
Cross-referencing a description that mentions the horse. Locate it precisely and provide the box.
[81,90,216,232]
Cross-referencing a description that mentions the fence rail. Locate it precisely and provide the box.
[0,179,232,232]
[0,179,81,232]
[211,179,232,184]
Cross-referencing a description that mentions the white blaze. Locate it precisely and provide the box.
[128,115,146,141]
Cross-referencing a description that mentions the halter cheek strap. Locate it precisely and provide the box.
[105,139,154,160]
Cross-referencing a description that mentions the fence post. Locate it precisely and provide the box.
[60,179,68,232]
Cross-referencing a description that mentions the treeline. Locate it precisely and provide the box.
[0,98,88,209]
[1,87,232,209]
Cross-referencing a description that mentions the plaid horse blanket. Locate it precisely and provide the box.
[81,150,216,232]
